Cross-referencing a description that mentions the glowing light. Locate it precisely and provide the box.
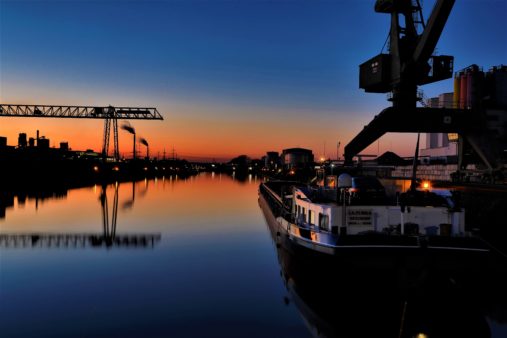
[289,170,295,175]
[112,166,119,171]
[93,166,99,172]
[422,181,431,190]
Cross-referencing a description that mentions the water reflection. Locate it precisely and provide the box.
[1,180,161,249]
[0,189,67,218]
[260,193,507,338]
[1,173,305,338]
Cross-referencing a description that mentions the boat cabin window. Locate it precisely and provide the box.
[319,213,329,231]
[308,210,314,225]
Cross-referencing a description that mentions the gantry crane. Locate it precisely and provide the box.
[344,0,497,171]
[0,104,163,161]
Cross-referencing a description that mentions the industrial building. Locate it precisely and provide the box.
[420,65,507,171]
[281,148,314,169]
[264,151,280,170]
[421,92,457,159]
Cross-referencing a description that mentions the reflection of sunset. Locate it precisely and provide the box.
[1,173,261,236]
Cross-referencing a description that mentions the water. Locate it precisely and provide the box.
[0,173,307,337]
[1,172,507,337]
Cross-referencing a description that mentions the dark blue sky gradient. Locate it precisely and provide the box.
[0,0,506,158]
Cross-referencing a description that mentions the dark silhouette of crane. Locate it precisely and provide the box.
[344,0,497,173]
[0,104,163,161]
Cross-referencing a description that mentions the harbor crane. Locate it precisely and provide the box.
[0,104,163,161]
[344,0,497,171]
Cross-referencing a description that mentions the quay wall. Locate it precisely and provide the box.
[391,164,477,181]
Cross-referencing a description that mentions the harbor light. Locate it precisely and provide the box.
[422,180,431,190]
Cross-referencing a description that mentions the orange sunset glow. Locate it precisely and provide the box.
[0,98,418,161]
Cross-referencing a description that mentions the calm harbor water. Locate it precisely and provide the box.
[1,172,507,337]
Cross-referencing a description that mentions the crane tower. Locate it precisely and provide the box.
[344,0,468,163]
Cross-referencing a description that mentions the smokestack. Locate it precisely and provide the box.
[121,123,136,160]
[121,123,135,135]
[140,138,149,159]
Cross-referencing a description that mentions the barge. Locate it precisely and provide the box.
[259,174,491,266]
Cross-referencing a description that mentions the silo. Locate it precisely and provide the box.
[467,69,475,108]
[493,66,507,109]
[453,74,461,108]
[470,70,484,110]
[460,72,468,109]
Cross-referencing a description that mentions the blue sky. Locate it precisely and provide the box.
[0,0,506,159]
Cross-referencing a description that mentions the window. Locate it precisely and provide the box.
[319,213,329,231]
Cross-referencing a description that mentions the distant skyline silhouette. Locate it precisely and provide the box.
[1,0,505,160]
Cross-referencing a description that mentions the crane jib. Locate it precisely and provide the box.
[0,104,163,120]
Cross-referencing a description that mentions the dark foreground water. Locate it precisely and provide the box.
[1,173,507,337]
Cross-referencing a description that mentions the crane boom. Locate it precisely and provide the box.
[412,0,455,66]
[0,104,163,120]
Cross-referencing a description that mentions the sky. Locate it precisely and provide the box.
[0,0,506,161]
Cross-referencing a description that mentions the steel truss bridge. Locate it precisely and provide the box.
[0,104,163,161]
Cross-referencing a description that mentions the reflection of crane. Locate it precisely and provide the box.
[344,0,486,164]
[0,104,163,161]
[100,183,119,246]
[0,182,160,248]
[0,233,160,248]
